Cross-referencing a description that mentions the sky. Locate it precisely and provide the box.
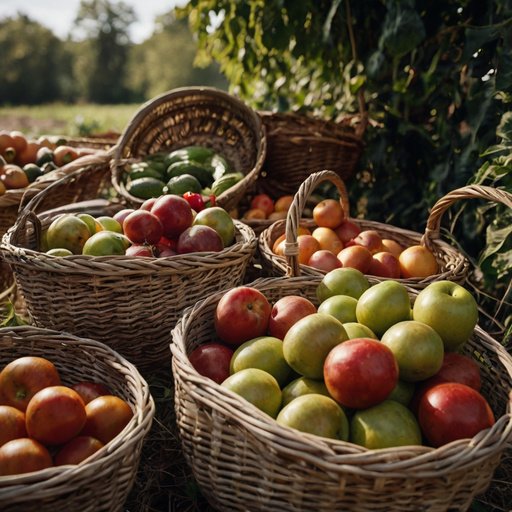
[1,0,188,43]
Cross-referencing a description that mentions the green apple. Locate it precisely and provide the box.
[350,400,422,449]
[342,322,378,340]
[316,268,370,302]
[221,368,282,418]
[276,394,349,441]
[230,336,293,386]
[281,377,330,407]
[82,231,131,256]
[193,206,235,247]
[283,313,348,379]
[388,380,415,406]
[96,216,123,233]
[412,280,478,352]
[317,295,358,324]
[380,320,444,382]
[355,280,411,337]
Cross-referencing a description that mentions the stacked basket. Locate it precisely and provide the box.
[171,275,512,511]
[0,325,154,512]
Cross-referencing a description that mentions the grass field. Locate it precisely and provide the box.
[0,103,140,138]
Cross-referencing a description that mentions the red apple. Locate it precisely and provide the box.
[72,381,111,405]
[125,244,154,257]
[151,194,193,239]
[367,251,401,278]
[123,210,163,245]
[112,208,136,226]
[418,382,495,447]
[140,197,158,211]
[323,338,399,409]
[176,225,224,254]
[307,250,343,272]
[348,230,383,254]
[251,193,274,217]
[215,286,272,346]
[334,219,361,244]
[189,343,234,384]
[268,295,317,340]
[337,245,373,273]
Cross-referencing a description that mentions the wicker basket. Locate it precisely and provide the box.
[171,275,512,512]
[110,86,267,212]
[0,325,155,512]
[258,170,512,288]
[0,164,258,374]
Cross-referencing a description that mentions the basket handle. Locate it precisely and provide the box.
[422,185,512,249]
[283,170,350,278]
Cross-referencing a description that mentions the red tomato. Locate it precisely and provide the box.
[26,386,87,445]
[81,395,133,444]
[0,356,61,412]
[183,191,206,212]
[0,438,52,476]
[0,405,27,446]
[72,381,111,405]
[418,382,495,447]
[54,436,104,466]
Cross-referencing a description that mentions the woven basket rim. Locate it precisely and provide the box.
[0,324,155,488]
[171,275,512,475]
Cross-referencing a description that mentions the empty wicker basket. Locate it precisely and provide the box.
[0,325,154,512]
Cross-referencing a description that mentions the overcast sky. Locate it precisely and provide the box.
[1,0,188,43]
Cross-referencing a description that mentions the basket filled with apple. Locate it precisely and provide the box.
[0,325,155,511]
[258,170,512,290]
[171,268,512,511]
[0,161,258,375]
[110,86,267,215]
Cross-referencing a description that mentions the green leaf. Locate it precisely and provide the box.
[0,301,29,327]
[379,5,425,57]
[462,24,502,64]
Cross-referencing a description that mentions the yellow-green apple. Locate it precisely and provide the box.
[193,206,235,247]
[317,295,358,324]
[342,322,378,340]
[316,268,370,302]
[281,377,330,407]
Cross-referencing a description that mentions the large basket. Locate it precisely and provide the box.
[0,164,257,374]
[110,86,267,212]
[258,170,512,288]
[171,275,512,512]
[0,325,155,512]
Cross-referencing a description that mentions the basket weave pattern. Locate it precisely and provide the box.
[171,276,512,512]
[111,87,267,212]
[0,325,154,512]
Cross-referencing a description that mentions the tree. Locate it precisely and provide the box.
[73,0,136,103]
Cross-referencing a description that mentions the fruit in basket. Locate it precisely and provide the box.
[0,405,27,446]
[176,225,224,254]
[189,343,234,384]
[311,227,344,254]
[336,245,373,273]
[0,356,61,412]
[127,177,166,199]
[342,322,378,340]
[96,216,123,233]
[274,195,294,212]
[251,194,275,217]
[368,251,401,278]
[388,380,415,406]
[166,173,203,195]
[53,145,79,167]
[72,381,111,405]
[0,438,53,476]
[412,280,478,351]
[350,400,422,449]
[324,338,399,409]
[296,235,321,264]
[54,435,105,466]
[221,368,282,418]
[317,295,358,324]
[347,230,384,254]
[123,210,163,245]
[267,295,317,340]
[211,172,245,197]
[398,245,439,278]
[307,249,343,272]
[276,394,349,441]
[25,386,87,445]
[313,198,345,229]
[46,248,74,257]
[125,244,154,257]
[418,383,495,447]
[113,208,136,225]
[76,213,103,236]
[0,164,30,189]
[151,194,194,239]
[283,313,348,379]
[193,206,235,247]
[230,336,293,386]
[381,238,404,258]
[215,286,272,346]
[316,268,370,302]
[82,231,131,256]
[281,377,330,407]
[242,208,267,220]
[355,280,411,337]
[81,395,133,444]
[46,214,91,254]
[380,321,444,382]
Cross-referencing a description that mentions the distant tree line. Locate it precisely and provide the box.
[0,0,227,105]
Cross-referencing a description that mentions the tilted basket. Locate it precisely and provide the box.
[0,325,155,512]
[258,170,512,288]
[0,165,258,374]
[171,275,512,512]
[110,86,267,212]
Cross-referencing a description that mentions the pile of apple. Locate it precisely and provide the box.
[271,197,440,279]
[0,355,132,476]
[0,130,95,195]
[239,192,294,221]
[42,193,237,257]
[189,270,495,449]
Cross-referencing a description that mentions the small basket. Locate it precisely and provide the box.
[258,170,512,288]
[0,164,258,374]
[171,275,512,512]
[110,86,267,212]
[0,325,155,512]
